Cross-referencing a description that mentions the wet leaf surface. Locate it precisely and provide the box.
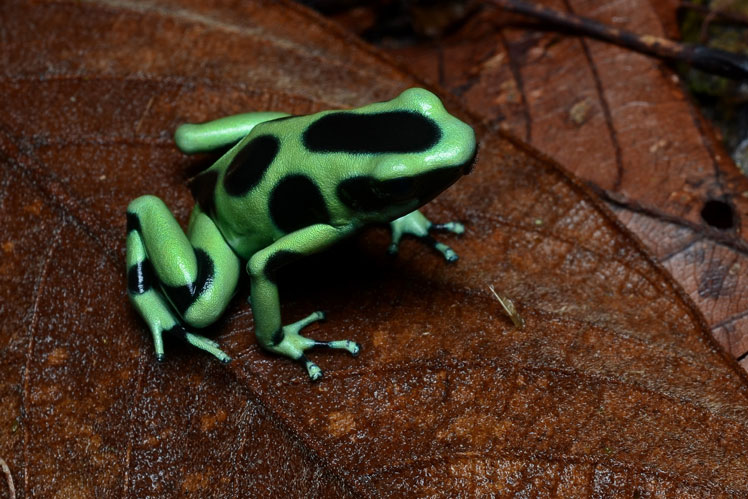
[2,0,748,496]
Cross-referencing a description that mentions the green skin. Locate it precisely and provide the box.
[126,88,477,380]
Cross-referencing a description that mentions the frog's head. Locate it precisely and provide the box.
[305,88,477,221]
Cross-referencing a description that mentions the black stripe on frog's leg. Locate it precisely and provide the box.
[161,249,215,317]
[189,170,219,216]
[163,323,188,340]
[270,328,284,347]
[269,174,331,233]
[127,260,155,295]
[264,250,302,284]
[302,111,442,154]
[126,211,153,295]
[126,212,142,234]
[223,134,280,197]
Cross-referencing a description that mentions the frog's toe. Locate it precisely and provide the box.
[432,221,465,235]
[422,235,459,263]
[388,211,464,262]
[284,311,326,336]
[272,313,361,379]
[316,339,361,356]
[198,336,221,348]
[301,355,323,381]
[184,331,232,363]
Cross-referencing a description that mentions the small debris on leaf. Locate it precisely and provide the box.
[489,285,525,329]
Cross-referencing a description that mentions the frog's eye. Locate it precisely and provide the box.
[338,176,413,212]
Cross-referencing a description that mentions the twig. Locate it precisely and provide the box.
[0,456,15,499]
[489,0,748,80]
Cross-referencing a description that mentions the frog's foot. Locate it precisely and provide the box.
[162,324,232,364]
[271,311,361,381]
[185,331,232,364]
[388,210,465,263]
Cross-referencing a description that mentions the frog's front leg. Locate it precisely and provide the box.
[247,224,360,381]
[126,196,240,362]
[388,210,465,262]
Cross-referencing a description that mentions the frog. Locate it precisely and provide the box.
[125,88,477,380]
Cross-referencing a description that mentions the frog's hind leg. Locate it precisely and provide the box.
[175,112,291,154]
[126,195,240,363]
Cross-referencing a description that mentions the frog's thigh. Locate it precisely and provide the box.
[127,195,240,329]
[175,112,290,154]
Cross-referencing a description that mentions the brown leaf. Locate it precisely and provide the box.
[373,0,748,371]
[1,0,748,496]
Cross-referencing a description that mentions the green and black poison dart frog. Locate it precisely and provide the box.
[125,88,477,380]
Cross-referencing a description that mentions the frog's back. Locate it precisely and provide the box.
[191,88,475,260]
[190,114,355,259]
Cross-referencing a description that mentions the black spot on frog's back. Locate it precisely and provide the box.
[223,134,279,197]
[269,175,330,233]
[303,111,441,154]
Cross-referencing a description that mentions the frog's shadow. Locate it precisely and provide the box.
[258,227,397,304]
[179,147,234,181]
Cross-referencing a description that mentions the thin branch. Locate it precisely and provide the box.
[489,0,748,80]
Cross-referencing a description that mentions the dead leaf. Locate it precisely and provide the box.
[1,0,748,496]
[371,0,748,372]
